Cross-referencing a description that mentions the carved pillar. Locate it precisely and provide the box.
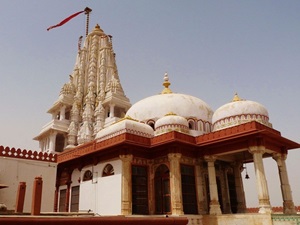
[204,155,222,215]
[221,166,231,214]
[120,154,133,215]
[148,160,155,215]
[233,161,246,213]
[195,159,207,214]
[249,146,272,213]
[168,153,184,215]
[273,153,296,214]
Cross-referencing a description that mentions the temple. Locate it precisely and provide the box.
[32,24,300,224]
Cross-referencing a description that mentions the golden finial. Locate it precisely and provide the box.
[232,93,241,102]
[93,24,104,33]
[161,72,172,94]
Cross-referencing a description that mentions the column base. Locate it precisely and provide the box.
[283,200,296,214]
[258,205,272,214]
[121,200,132,215]
[236,202,247,213]
[209,201,222,215]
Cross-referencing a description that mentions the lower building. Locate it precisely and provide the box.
[0,146,57,212]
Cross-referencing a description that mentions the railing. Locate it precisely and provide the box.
[196,121,280,144]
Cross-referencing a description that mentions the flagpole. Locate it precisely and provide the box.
[84,7,92,36]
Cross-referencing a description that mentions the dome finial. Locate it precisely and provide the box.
[161,72,172,94]
[232,92,241,102]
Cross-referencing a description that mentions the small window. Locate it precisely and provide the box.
[83,170,93,181]
[102,164,114,177]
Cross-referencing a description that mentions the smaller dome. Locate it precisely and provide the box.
[212,93,272,131]
[96,116,154,141]
[155,112,189,135]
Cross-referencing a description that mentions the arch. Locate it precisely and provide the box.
[198,121,203,131]
[102,164,114,177]
[82,170,93,181]
[147,120,155,130]
[155,164,171,214]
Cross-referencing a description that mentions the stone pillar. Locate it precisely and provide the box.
[195,159,207,214]
[60,105,66,120]
[168,153,183,215]
[54,185,59,212]
[249,146,272,213]
[273,153,296,214]
[233,161,246,213]
[15,182,26,213]
[31,177,43,215]
[204,155,222,215]
[120,154,133,215]
[65,182,71,212]
[109,103,115,118]
[49,131,57,152]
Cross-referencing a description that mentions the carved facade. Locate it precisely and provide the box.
[34,24,131,152]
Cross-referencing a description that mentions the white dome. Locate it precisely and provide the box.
[155,113,189,135]
[126,93,213,124]
[96,116,154,141]
[212,94,271,131]
[126,73,213,135]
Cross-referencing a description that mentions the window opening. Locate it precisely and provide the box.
[181,164,198,214]
[59,189,67,212]
[55,133,65,152]
[132,165,149,215]
[70,186,80,212]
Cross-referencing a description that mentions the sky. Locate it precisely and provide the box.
[1,0,300,208]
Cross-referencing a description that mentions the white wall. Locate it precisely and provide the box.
[0,157,57,212]
[78,159,122,215]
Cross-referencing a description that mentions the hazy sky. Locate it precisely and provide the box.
[1,1,300,208]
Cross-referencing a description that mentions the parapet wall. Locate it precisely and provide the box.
[0,146,57,163]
